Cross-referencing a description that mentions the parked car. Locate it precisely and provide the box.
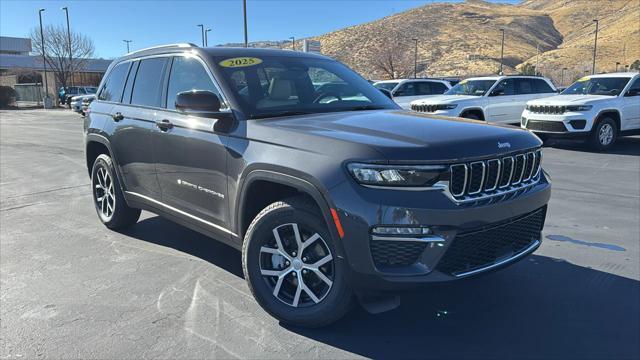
[59,86,97,107]
[82,96,95,114]
[373,79,451,109]
[84,44,550,327]
[522,72,640,150]
[70,94,96,115]
[411,75,558,124]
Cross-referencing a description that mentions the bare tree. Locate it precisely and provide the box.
[371,40,414,79]
[30,24,95,90]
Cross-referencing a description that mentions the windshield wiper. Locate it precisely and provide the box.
[252,110,312,119]
[345,105,387,111]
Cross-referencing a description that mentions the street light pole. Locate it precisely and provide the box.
[38,8,49,99]
[535,43,539,76]
[499,28,505,75]
[123,40,132,53]
[61,7,73,87]
[412,38,418,78]
[205,28,211,47]
[592,19,599,75]
[561,67,567,86]
[243,0,248,47]
[289,36,295,51]
[197,24,205,47]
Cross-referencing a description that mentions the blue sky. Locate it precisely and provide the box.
[1,0,518,59]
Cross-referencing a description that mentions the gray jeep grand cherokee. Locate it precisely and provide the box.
[84,44,550,327]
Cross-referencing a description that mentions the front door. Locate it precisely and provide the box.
[486,78,518,123]
[153,55,230,230]
[620,78,640,130]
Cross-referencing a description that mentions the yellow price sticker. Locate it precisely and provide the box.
[577,76,590,82]
[459,79,468,85]
[219,57,263,68]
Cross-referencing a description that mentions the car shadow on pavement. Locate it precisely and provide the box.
[122,216,639,359]
[545,135,640,156]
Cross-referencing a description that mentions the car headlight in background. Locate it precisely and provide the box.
[566,105,593,112]
[347,163,447,187]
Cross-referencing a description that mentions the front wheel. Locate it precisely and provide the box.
[589,117,617,151]
[91,154,140,229]
[242,197,353,328]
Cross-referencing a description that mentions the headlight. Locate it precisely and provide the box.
[347,163,447,187]
[566,105,593,112]
[437,104,458,110]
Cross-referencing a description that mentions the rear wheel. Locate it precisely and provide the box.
[91,154,140,229]
[242,197,353,328]
[589,117,617,151]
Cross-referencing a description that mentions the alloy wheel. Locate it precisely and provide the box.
[259,223,334,307]
[94,167,115,221]
[599,123,614,146]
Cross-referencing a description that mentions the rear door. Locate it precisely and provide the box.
[152,55,231,230]
[106,57,168,200]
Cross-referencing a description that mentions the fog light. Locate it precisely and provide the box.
[371,226,431,236]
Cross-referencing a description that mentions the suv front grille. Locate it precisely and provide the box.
[411,104,438,113]
[528,105,566,114]
[436,207,546,276]
[526,120,568,133]
[449,149,542,203]
[370,240,427,267]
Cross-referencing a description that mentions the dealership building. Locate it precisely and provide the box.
[0,36,111,102]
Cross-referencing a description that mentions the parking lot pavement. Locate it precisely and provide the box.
[1,109,639,359]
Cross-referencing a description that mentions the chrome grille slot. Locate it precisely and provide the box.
[448,149,542,204]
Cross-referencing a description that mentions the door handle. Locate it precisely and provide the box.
[111,112,124,121]
[156,119,173,131]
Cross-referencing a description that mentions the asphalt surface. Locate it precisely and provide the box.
[1,109,639,359]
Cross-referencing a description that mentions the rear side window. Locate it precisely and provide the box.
[533,79,555,93]
[130,58,168,108]
[515,78,535,95]
[430,82,448,94]
[98,63,130,102]
[166,56,223,110]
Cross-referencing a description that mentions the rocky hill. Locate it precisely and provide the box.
[224,0,639,83]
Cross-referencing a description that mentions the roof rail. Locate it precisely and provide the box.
[126,43,198,55]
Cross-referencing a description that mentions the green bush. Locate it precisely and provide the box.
[0,86,18,108]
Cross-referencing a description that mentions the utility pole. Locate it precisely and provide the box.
[561,68,567,86]
[289,36,295,51]
[243,0,248,47]
[123,40,132,53]
[412,38,418,78]
[62,7,73,86]
[197,24,205,47]
[592,19,599,75]
[38,8,49,100]
[499,28,505,75]
[535,43,539,76]
[205,28,211,47]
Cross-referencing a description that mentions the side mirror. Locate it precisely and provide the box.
[378,88,393,99]
[176,90,223,114]
[625,89,639,97]
[490,89,505,97]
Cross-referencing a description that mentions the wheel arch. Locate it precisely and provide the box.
[459,107,485,120]
[595,109,621,133]
[235,169,345,257]
[85,133,128,195]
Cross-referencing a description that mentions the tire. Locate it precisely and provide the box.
[242,197,353,328]
[589,117,617,151]
[91,154,141,229]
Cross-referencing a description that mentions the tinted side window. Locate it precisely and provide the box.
[131,58,168,108]
[415,82,433,95]
[626,78,640,96]
[533,79,554,93]
[430,82,448,94]
[395,83,417,96]
[492,79,515,96]
[515,78,535,95]
[166,56,222,110]
[98,62,131,102]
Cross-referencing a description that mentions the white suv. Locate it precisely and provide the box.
[373,79,451,109]
[522,72,640,151]
[410,75,557,124]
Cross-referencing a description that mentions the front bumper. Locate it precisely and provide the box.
[521,110,596,134]
[329,171,551,291]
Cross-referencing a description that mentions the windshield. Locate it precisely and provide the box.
[213,55,398,119]
[445,80,496,96]
[373,82,399,91]
[561,77,631,96]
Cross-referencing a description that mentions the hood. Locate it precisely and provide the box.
[250,110,540,162]
[527,94,615,105]
[411,94,480,105]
